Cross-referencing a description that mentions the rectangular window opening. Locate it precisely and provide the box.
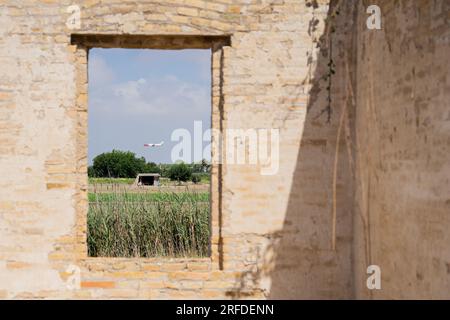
[86,47,213,259]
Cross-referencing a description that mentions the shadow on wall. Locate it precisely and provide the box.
[226,0,358,299]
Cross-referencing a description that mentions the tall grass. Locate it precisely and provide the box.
[88,192,209,203]
[87,190,210,258]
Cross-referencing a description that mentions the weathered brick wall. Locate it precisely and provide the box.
[0,0,356,299]
[0,0,448,300]
[353,0,450,299]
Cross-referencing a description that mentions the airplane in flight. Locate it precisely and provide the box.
[144,141,164,147]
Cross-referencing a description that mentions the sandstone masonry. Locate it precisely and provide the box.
[0,0,449,299]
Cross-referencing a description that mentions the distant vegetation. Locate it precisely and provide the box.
[87,150,211,258]
[191,174,201,184]
[168,162,192,183]
[88,150,210,183]
[89,150,160,178]
[88,177,135,185]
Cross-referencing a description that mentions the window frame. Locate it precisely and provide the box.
[71,34,230,269]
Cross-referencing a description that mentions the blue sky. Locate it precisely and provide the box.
[88,48,211,164]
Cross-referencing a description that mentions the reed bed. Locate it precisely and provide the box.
[87,190,210,258]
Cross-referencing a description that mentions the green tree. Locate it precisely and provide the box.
[88,165,96,177]
[168,162,192,183]
[191,173,201,184]
[191,159,211,173]
[92,150,146,178]
[143,162,161,174]
[191,162,202,173]
[201,159,211,173]
[158,163,171,178]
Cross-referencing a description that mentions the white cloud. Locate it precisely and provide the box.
[88,49,212,164]
[114,79,142,99]
[101,75,210,116]
[89,54,115,87]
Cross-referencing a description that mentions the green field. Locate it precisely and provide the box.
[89,175,209,186]
[88,191,209,203]
[87,188,210,258]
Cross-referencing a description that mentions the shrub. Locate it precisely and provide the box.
[88,166,96,177]
[143,162,161,174]
[168,162,192,182]
[191,174,201,184]
[92,150,146,178]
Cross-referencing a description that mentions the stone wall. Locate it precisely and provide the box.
[0,0,352,299]
[353,0,450,299]
[0,0,449,299]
